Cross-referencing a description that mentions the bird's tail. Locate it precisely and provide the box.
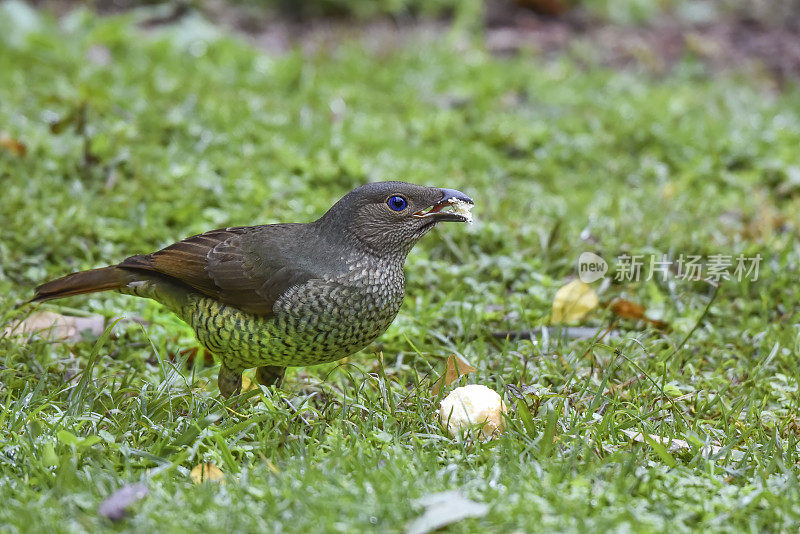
[30,266,138,303]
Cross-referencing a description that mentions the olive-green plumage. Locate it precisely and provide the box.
[31,182,473,397]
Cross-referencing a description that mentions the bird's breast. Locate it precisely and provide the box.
[264,259,405,362]
[183,258,408,369]
[276,259,405,326]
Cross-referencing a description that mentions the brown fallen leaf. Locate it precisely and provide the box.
[608,298,646,319]
[551,280,598,324]
[604,298,669,329]
[0,133,27,156]
[432,354,477,396]
[3,311,106,342]
[190,462,224,484]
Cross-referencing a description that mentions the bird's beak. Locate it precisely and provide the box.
[413,188,474,223]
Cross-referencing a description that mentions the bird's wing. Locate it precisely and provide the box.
[118,225,314,315]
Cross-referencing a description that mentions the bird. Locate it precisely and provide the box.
[31,181,474,397]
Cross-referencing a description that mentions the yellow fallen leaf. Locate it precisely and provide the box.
[3,311,105,342]
[190,462,224,484]
[551,280,598,324]
[432,354,477,396]
[240,374,259,393]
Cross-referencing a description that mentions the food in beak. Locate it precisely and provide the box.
[413,197,475,223]
[446,197,474,223]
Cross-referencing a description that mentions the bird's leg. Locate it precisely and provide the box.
[218,364,243,398]
[256,365,286,388]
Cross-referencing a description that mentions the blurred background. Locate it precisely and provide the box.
[20,0,800,80]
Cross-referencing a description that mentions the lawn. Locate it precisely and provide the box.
[2,2,800,532]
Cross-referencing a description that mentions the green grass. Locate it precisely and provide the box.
[3,3,800,532]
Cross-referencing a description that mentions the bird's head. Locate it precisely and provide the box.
[317,181,474,257]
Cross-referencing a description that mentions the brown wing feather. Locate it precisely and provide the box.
[118,226,313,315]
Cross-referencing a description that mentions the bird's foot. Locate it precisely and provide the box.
[218,364,242,398]
[256,365,286,388]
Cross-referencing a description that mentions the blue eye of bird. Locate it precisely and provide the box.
[387,195,408,212]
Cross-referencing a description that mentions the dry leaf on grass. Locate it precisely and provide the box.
[190,462,224,484]
[240,374,260,393]
[431,354,477,396]
[605,298,669,329]
[608,298,646,319]
[3,311,106,342]
[551,280,598,324]
[97,483,149,521]
[0,133,27,156]
[406,491,489,534]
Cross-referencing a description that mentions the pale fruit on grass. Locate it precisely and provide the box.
[439,384,506,438]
